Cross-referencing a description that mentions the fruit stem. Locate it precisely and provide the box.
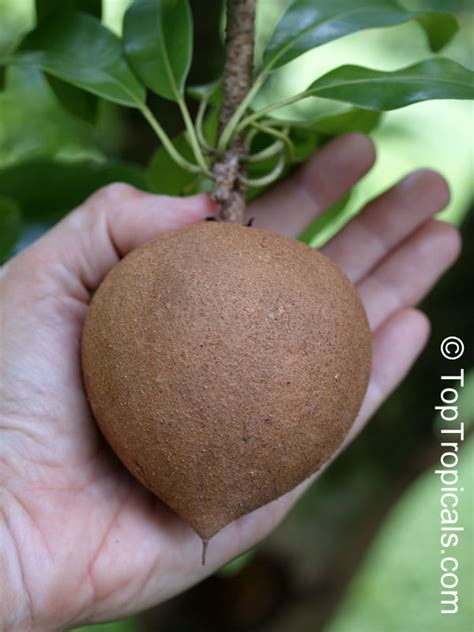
[176,94,213,176]
[202,539,209,566]
[246,138,283,162]
[213,0,257,223]
[238,151,285,187]
[195,99,215,154]
[250,121,295,163]
[237,90,311,131]
[140,105,203,175]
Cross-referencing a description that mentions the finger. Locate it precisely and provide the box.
[358,220,461,331]
[322,169,451,283]
[7,185,218,295]
[248,133,375,237]
[345,308,431,444]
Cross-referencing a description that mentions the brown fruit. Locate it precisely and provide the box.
[81,221,371,540]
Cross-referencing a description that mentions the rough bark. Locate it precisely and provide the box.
[213,0,257,223]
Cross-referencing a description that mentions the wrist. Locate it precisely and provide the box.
[0,500,33,631]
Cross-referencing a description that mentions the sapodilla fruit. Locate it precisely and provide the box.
[81,221,371,541]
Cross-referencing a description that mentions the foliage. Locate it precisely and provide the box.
[15,12,146,107]
[0,196,22,261]
[0,159,146,261]
[123,0,193,100]
[72,618,138,632]
[304,58,474,109]
[0,0,473,257]
[327,435,474,632]
[262,0,458,67]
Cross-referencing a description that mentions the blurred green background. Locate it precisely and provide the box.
[0,1,473,630]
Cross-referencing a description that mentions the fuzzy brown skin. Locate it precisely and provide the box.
[81,222,371,540]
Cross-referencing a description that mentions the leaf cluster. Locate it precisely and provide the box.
[0,0,473,258]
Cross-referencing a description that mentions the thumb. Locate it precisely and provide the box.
[6,184,217,296]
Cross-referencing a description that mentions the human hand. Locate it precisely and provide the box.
[0,134,460,630]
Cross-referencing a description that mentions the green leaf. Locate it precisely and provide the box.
[147,99,219,196]
[289,127,320,163]
[199,96,221,142]
[309,108,382,135]
[46,75,98,123]
[0,65,5,91]
[36,0,102,23]
[263,0,459,69]
[415,13,458,51]
[299,193,351,246]
[123,0,193,101]
[326,435,474,632]
[0,197,23,262]
[0,159,147,222]
[71,617,138,632]
[187,79,220,102]
[219,550,256,577]
[305,59,474,111]
[273,107,382,136]
[147,134,198,195]
[13,13,145,107]
[147,118,218,195]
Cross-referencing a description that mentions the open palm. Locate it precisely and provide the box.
[0,134,460,631]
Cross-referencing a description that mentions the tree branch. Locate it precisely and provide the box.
[213,0,257,223]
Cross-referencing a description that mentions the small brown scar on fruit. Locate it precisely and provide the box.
[242,420,252,443]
